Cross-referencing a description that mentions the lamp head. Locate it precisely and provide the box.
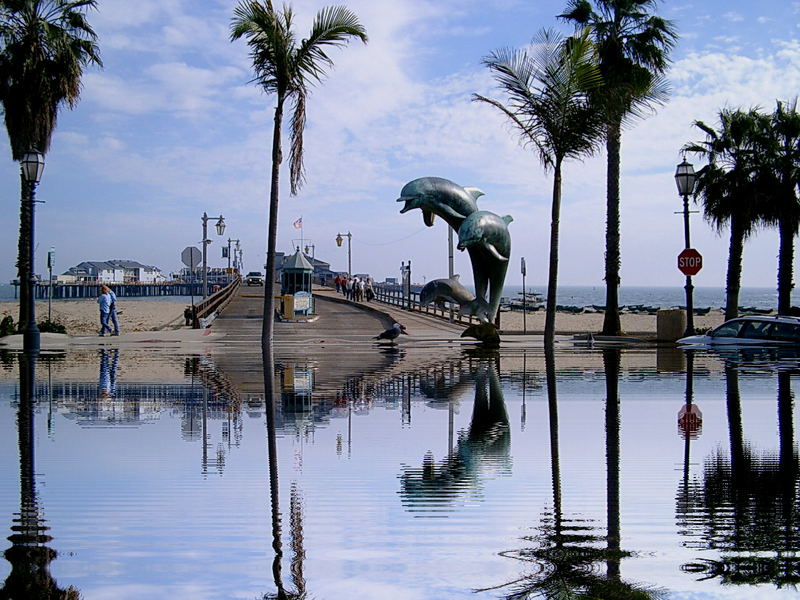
[21,150,45,184]
[336,234,343,247]
[675,159,697,196]
[216,217,226,236]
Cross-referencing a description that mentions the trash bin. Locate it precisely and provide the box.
[657,309,686,342]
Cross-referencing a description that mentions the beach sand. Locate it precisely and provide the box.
[495,307,726,336]
[0,299,188,335]
[0,297,727,337]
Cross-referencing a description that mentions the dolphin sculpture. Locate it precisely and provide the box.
[457,211,513,321]
[395,176,513,334]
[419,275,475,306]
[397,176,484,230]
[419,275,493,323]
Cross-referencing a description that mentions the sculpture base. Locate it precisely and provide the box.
[460,322,500,347]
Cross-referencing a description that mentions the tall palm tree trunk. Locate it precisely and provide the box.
[545,161,563,347]
[603,121,622,336]
[724,216,746,321]
[777,217,795,314]
[262,95,285,350]
[17,174,31,331]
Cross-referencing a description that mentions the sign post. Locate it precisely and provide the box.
[182,246,202,307]
[521,257,527,334]
[677,248,702,337]
[47,247,55,322]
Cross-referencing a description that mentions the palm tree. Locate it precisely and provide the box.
[559,0,677,336]
[230,1,367,353]
[684,109,765,321]
[757,100,800,314]
[474,28,604,346]
[0,0,101,332]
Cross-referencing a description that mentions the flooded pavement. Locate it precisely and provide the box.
[0,343,797,599]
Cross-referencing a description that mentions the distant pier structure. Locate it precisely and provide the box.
[24,281,205,300]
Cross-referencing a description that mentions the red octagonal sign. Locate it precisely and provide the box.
[678,248,703,276]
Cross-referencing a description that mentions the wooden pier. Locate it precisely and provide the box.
[28,281,209,300]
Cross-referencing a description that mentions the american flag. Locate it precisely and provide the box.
[293,217,302,229]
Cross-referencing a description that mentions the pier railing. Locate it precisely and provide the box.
[194,277,241,328]
[30,280,213,299]
[371,284,479,326]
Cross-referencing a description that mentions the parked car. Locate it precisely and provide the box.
[245,271,264,286]
[678,315,800,346]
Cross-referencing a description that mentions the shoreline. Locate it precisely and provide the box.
[0,297,728,337]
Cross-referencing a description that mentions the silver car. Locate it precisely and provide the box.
[678,315,800,346]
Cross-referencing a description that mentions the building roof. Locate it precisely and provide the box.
[283,249,314,272]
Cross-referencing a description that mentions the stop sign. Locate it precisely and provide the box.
[678,248,702,276]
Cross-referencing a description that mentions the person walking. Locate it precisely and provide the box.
[107,285,120,336]
[97,285,112,336]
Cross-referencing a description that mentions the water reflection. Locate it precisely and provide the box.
[264,347,307,600]
[676,364,800,587]
[399,353,510,513]
[0,353,81,599]
[481,348,662,600]
[2,345,799,598]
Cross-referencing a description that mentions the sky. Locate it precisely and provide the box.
[1,0,800,289]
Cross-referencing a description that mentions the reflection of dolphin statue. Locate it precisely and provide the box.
[397,176,483,230]
[457,211,512,321]
[399,362,510,512]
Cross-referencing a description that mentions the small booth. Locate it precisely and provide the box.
[279,249,315,320]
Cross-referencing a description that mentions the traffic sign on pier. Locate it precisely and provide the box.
[678,248,702,276]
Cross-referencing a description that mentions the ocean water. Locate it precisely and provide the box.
[502,285,795,310]
[2,282,792,310]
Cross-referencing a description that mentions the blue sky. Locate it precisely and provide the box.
[1,0,799,288]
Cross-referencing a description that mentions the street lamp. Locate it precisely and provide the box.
[675,158,698,337]
[201,212,225,298]
[21,150,45,353]
[335,232,352,277]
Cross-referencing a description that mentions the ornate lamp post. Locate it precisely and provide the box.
[21,151,45,353]
[675,158,698,337]
[335,232,352,277]
[201,212,225,298]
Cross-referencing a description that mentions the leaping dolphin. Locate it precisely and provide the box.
[457,211,513,321]
[397,176,484,230]
[419,275,493,323]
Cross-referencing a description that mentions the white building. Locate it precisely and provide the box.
[62,260,164,283]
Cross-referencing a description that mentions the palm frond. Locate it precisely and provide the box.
[289,88,306,195]
[295,5,367,84]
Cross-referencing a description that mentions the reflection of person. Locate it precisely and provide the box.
[107,286,120,336]
[99,348,119,398]
[97,285,112,336]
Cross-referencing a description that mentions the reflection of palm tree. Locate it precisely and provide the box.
[678,367,800,586]
[481,348,663,600]
[399,357,510,510]
[263,349,306,600]
[0,354,81,599]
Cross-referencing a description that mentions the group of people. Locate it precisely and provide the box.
[97,285,120,336]
[334,274,375,302]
